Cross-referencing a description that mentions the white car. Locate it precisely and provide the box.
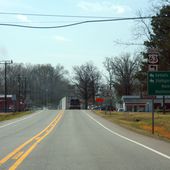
[117,108,125,112]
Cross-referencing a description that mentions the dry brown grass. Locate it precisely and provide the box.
[0,111,32,122]
[94,110,170,141]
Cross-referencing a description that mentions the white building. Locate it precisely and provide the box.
[121,96,170,112]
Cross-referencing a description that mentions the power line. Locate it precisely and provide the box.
[0,16,169,29]
[0,16,153,29]
[0,21,83,24]
[113,40,144,46]
[0,12,120,19]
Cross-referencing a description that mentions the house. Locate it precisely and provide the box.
[0,94,26,112]
[0,95,16,112]
[121,95,170,112]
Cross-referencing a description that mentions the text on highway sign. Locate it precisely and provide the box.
[148,71,170,95]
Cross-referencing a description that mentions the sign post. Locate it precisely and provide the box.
[148,71,170,134]
[147,48,159,134]
[152,97,154,134]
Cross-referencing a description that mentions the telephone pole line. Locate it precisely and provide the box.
[0,60,13,112]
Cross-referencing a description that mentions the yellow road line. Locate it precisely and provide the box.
[0,113,59,164]
[9,143,38,170]
[36,113,63,144]
[0,111,61,164]
[9,112,63,170]
[12,152,24,160]
[0,110,64,167]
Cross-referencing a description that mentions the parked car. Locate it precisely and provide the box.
[117,108,125,112]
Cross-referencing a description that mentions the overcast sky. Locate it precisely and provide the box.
[0,0,160,72]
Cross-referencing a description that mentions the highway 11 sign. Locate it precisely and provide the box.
[148,71,170,95]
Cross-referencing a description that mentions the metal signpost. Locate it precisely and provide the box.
[148,71,170,134]
[147,48,159,134]
[103,89,112,115]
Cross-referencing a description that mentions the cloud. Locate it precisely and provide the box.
[78,1,130,14]
[16,15,31,22]
[54,36,70,43]
[0,0,33,12]
[0,46,8,57]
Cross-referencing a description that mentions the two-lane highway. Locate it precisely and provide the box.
[1,110,170,170]
[0,109,63,169]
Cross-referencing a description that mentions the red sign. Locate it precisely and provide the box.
[96,98,104,103]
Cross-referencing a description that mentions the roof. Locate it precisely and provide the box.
[122,95,170,104]
[122,95,170,100]
[0,95,16,100]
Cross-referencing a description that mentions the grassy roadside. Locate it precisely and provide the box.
[0,111,33,122]
[94,110,170,142]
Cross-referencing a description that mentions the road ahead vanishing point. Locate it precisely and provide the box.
[0,110,170,170]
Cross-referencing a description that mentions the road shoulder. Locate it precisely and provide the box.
[85,110,170,157]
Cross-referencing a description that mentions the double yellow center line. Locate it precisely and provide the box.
[0,110,64,170]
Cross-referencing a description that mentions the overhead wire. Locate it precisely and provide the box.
[0,16,153,29]
[0,12,169,29]
[0,12,120,19]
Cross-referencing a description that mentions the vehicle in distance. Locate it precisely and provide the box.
[69,99,81,109]
[117,108,125,112]
[59,96,81,110]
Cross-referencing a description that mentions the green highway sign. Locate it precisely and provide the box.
[148,71,170,95]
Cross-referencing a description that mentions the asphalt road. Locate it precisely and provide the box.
[0,109,170,170]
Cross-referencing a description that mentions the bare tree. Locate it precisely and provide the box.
[103,57,115,90]
[73,63,101,109]
[133,10,152,42]
[134,0,170,41]
[27,64,70,107]
[104,53,141,97]
[0,63,71,109]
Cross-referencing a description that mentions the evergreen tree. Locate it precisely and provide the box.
[138,5,170,93]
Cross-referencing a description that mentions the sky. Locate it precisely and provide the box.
[0,0,160,73]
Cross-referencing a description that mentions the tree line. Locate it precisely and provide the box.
[0,63,71,109]
[72,2,170,109]
[0,1,169,110]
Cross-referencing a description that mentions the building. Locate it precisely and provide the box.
[121,96,170,112]
[0,94,26,112]
[0,95,16,112]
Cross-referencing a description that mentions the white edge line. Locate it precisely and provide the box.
[0,110,43,129]
[87,113,170,160]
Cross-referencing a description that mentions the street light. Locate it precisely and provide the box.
[0,60,13,112]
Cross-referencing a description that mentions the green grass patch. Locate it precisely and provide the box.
[0,111,33,122]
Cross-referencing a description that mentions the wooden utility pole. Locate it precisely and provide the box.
[0,60,13,112]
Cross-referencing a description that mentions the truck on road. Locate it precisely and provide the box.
[59,96,81,110]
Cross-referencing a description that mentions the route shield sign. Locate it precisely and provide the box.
[148,47,159,64]
[148,71,170,95]
[148,53,159,64]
